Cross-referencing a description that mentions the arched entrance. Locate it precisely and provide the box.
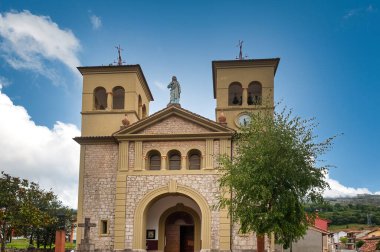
[158,203,201,252]
[133,183,211,251]
[165,211,194,252]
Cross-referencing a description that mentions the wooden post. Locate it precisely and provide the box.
[55,230,65,252]
[257,234,265,252]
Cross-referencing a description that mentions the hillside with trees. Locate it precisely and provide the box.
[306,199,380,227]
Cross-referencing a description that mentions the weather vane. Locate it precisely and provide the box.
[114,45,126,65]
[236,40,248,60]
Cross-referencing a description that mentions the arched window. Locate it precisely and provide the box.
[188,149,201,170]
[94,87,107,110]
[168,150,181,170]
[142,104,147,118]
[247,81,262,105]
[112,86,125,109]
[147,150,161,170]
[228,82,242,106]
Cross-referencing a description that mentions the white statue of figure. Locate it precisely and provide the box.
[167,76,181,104]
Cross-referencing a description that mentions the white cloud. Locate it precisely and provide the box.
[0,87,80,208]
[324,172,380,198]
[343,5,377,19]
[0,10,81,83]
[0,76,11,88]
[154,81,166,91]
[90,14,102,30]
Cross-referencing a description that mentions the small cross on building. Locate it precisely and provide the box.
[78,217,96,244]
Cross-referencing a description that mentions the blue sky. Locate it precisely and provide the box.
[0,1,379,207]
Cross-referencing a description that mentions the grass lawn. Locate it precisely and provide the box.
[6,238,76,249]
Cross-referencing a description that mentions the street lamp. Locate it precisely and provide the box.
[57,212,66,231]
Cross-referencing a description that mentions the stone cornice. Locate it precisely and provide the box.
[215,106,275,112]
[73,136,117,145]
[118,169,219,176]
[114,132,233,141]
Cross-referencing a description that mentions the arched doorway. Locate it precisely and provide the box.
[158,203,201,252]
[133,183,211,251]
[165,211,194,252]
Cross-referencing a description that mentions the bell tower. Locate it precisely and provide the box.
[212,58,280,130]
[78,65,153,136]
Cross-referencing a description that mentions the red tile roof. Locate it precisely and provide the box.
[359,239,378,252]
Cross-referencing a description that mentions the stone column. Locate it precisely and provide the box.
[181,156,187,170]
[114,174,127,250]
[219,208,231,251]
[107,92,113,110]
[118,141,129,171]
[205,139,213,169]
[242,88,248,106]
[161,156,167,170]
[270,232,275,252]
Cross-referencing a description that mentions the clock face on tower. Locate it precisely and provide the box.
[236,113,251,127]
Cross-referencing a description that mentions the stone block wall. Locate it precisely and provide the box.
[232,224,271,252]
[136,115,211,135]
[82,144,118,251]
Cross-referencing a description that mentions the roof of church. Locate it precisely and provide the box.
[77,64,154,101]
[211,58,280,98]
[74,104,235,144]
[113,104,235,138]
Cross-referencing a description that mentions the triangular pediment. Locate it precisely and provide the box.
[113,105,234,138]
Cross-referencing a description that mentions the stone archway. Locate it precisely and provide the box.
[132,181,211,251]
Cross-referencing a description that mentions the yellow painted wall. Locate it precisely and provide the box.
[213,60,278,130]
[79,66,151,136]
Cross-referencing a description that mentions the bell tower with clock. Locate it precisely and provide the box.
[212,58,280,130]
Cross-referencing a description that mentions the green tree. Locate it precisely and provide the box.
[340,236,348,245]
[1,172,74,250]
[218,108,333,250]
[356,240,364,248]
[0,172,28,252]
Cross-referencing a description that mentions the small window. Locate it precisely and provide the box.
[247,82,262,105]
[228,82,243,106]
[147,150,161,170]
[168,150,181,170]
[142,104,147,118]
[94,87,107,110]
[113,86,125,109]
[188,149,201,170]
[101,220,108,234]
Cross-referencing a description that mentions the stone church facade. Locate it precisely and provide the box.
[74,58,280,252]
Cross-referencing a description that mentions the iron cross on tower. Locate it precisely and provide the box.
[236,40,247,60]
[115,45,125,65]
[78,218,96,243]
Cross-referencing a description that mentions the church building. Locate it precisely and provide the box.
[74,56,280,252]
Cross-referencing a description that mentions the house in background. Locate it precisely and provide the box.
[333,230,347,244]
[279,217,334,252]
[358,229,380,252]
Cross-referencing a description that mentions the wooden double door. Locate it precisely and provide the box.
[164,212,194,252]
